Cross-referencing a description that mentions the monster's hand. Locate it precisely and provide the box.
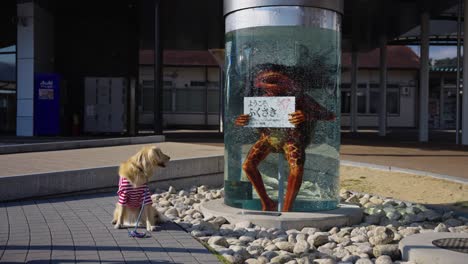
[289,110,306,126]
[235,114,250,126]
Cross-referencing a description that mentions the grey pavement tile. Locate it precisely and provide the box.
[170,256,199,263]
[1,253,27,262]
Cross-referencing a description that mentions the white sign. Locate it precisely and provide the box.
[244,96,295,128]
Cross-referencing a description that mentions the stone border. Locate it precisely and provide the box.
[399,232,468,264]
[0,155,223,202]
[200,199,363,230]
[0,135,165,154]
[341,160,468,185]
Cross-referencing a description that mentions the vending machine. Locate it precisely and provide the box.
[34,73,61,136]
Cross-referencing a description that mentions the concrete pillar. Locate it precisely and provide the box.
[16,1,54,136]
[379,35,387,136]
[462,0,468,144]
[350,50,358,133]
[419,11,430,142]
[153,0,163,134]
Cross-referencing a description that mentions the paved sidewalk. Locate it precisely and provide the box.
[0,142,223,177]
[0,193,220,264]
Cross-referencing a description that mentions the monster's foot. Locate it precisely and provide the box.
[262,198,278,211]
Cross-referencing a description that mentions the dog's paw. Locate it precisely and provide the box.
[114,223,122,229]
[147,225,157,232]
[111,219,117,225]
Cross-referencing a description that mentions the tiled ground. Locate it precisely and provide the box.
[0,193,220,264]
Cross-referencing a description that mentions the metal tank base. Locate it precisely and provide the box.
[200,199,363,230]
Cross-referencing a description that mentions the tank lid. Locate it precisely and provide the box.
[224,0,344,16]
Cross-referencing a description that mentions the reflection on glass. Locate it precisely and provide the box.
[224,15,341,212]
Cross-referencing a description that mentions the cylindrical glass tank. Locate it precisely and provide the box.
[224,0,342,212]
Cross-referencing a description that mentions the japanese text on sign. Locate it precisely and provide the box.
[244,97,295,128]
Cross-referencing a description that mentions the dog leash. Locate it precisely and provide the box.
[128,184,150,238]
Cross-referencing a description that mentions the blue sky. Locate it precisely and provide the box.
[408,45,458,60]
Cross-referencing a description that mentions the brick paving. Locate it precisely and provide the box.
[0,193,220,264]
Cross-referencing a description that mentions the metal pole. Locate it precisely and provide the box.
[351,50,358,133]
[153,0,163,134]
[462,0,468,144]
[379,35,387,136]
[419,11,430,142]
[456,0,462,144]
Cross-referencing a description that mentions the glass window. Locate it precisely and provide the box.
[341,91,350,113]
[142,87,154,111]
[387,90,399,115]
[357,90,366,114]
[369,90,379,114]
[368,88,400,115]
[0,46,16,133]
[190,81,206,87]
[175,89,205,112]
[163,90,172,112]
[207,90,220,113]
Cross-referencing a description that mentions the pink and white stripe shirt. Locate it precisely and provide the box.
[117,177,152,208]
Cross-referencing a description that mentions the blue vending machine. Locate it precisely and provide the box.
[34,73,61,136]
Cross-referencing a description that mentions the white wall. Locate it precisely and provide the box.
[139,66,221,127]
[340,69,417,128]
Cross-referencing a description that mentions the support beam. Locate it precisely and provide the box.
[462,0,468,144]
[350,50,358,133]
[379,35,387,136]
[419,11,430,142]
[456,0,462,144]
[153,0,163,134]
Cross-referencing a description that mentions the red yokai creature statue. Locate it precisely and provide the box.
[235,63,336,212]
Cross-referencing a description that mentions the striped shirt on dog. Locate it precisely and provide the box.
[117,177,152,208]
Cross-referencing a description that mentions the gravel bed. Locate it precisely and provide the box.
[151,186,468,264]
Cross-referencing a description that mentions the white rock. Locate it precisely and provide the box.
[276,241,295,252]
[271,255,293,264]
[289,234,298,243]
[217,248,234,255]
[245,258,261,264]
[302,227,319,235]
[265,244,279,251]
[168,186,177,194]
[190,230,205,237]
[274,236,289,243]
[434,223,448,232]
[354,242,373,255]
[375,255,393,264]
[311,233,330,247]
[313,259,336,264]
[285,260,298,264]
[373,244,399,260]
[239,235,255,244]
[333,246,349,259]
[341,255,360,263]
[197,185,209,194]
[293,240,311,254]
[369,227,394,245]
[208,236,229,248]
[246,245,264,257]
[159,200,172,207]
[355,259,373,264]
[235,220,252,229]
[369,197,384,205]
[296,233,308,242]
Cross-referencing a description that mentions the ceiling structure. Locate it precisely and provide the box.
[0,0,462,51]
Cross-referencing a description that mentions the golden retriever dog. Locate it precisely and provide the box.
[112,145,170,231]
